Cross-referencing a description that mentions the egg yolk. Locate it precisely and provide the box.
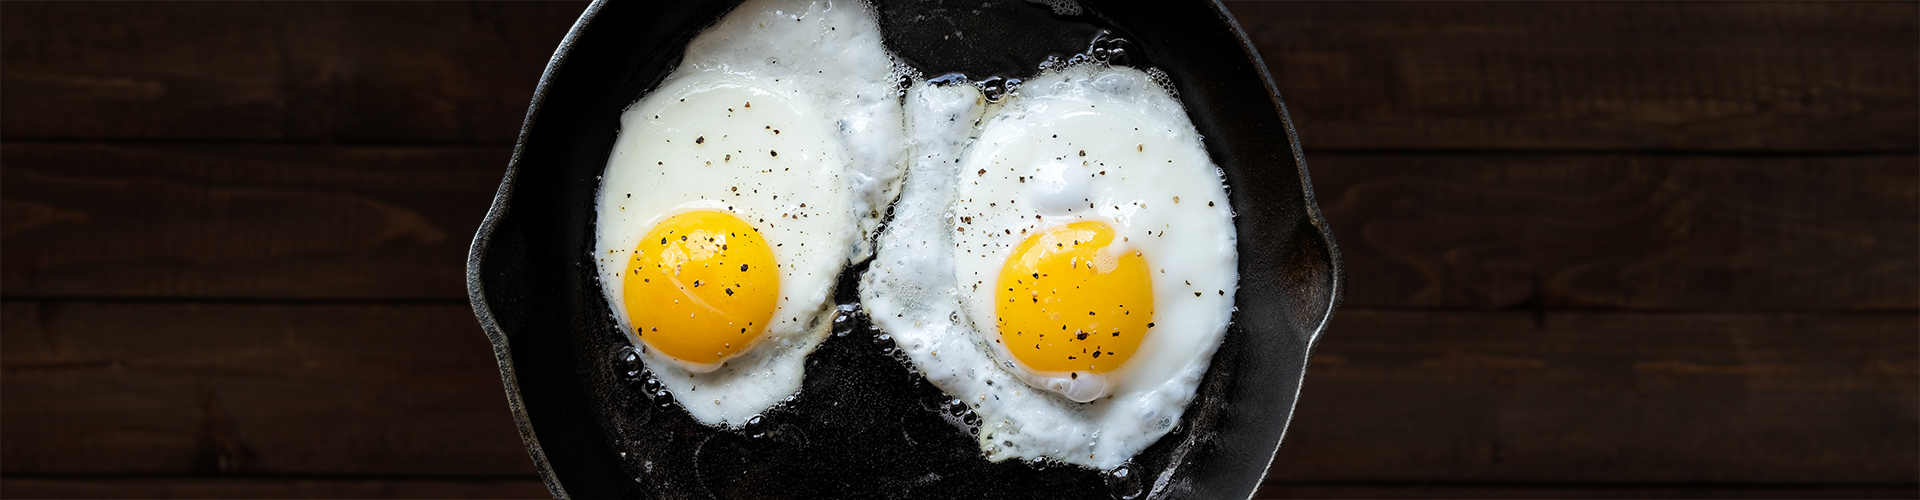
[995,221,1153,374]
[625,210,779,366]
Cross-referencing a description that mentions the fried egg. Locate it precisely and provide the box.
[861,64,1237,469]
[594,0,905,427]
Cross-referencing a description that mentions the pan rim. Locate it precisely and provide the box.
[465,1,1343,498]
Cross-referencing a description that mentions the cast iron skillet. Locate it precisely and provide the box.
[467,1,1341,498]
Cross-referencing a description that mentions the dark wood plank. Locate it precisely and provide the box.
[1266,310,1919,484]
[1,143,506,299]
[1255,483,1920,500]
[0,477,549,499]
[5,2,1911,151]
[7,302,1911,483]
[1232,1,1919,152]
[0,301,532,476]
[0,1,583,144]
[10,145,1914,311]
[1312,153,1919,311]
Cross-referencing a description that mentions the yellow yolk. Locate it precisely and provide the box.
[625,210,779,366]
[994,221,1154,374]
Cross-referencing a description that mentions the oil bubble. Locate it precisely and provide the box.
[1088,31,1133,67]
[616,346,644,381]
[1106,462,1144,500]
[978,76,1009,101]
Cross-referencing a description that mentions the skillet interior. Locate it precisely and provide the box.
[468,1,1341,498]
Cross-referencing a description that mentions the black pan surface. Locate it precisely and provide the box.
[468,1,1341,498]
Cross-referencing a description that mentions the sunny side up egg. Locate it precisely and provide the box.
[593,0,906,427]
[862,64,1237,469]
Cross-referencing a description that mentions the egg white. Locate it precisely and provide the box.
[676,0,910,261]
[861,65,1237,469]
[594,0,904,427]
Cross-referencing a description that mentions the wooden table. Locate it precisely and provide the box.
[3,2,1914,498]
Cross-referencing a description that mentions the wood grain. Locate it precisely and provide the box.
[1267,310,1919,484]
[2,2,1912,496]
[1230,1,1920,152]
[0,1,583,144]
[1,144,506,299]
[5,2,1912,151]
[0,477,548,499]
[1312,153,1919,311]
[8,145,1913,312]
[6,302,1910,484]
[0,301,531,476]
